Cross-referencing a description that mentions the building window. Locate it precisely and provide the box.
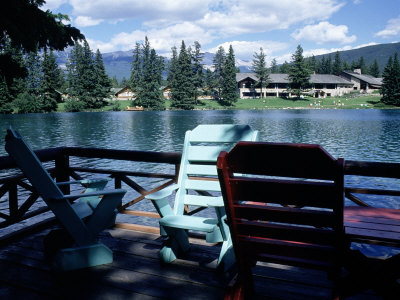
[314,84,323,89]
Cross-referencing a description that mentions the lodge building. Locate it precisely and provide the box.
[237,70,382,99]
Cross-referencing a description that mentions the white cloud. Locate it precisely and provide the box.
[198,1,344,36]
[75,16,104,27]
[375,15,400,38]
[65,0,344,42]
[69,0,211,24]
[292,22,356,44]
[88,23,212,55]
[207,41,289,61]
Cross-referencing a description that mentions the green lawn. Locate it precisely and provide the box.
[181,94,394,110]
[57,94,397,112]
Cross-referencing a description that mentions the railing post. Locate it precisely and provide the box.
[55,150,70,194]
[8,182,18,220]
[115,175,122,189]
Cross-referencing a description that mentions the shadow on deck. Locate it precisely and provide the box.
[0,226,382,300]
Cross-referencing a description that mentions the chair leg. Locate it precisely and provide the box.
[53,243,113,271]
[206,225,223,243]
[217,239,236,272]
[159,227,190,263]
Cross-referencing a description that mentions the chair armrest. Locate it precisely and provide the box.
[145,184,179,201]
[53,189,126,201]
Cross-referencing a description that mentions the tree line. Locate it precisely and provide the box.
[128,37,238,110]
[0,0,83,113]
[0,40,111,113]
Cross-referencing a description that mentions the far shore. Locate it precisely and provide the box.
[56,93,399,112]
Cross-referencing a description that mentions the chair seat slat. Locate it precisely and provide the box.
[233,204,336,227]
[185,179,221,192]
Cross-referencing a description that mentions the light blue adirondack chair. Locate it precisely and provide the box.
[146,124,259,270]
[5,127,126,271]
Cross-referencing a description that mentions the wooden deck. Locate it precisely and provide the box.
[0,226,384,300]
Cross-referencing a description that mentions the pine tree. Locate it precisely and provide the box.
[0,76,13,113]
[252,47,270,98]
[332,51,342,75]
[136,37,164,110]
[288,45,311,98]
[120,77,128,87]
[351,60,359,70]
[167,46,178,92]
[213,46,225,100]
[318,56,326,74]
[307,55,317,74]
[369,59,380,78]
[110,76,119,88]
[359,56,368,74]
[171,41,194,109]
[65,43,85,111]
[279,61,291,73]
[221,45,237,106]
[130,42,142,91]
[14,50,42,113]
[79,40,97,108]
[270,58,279,74]
[204,68,214,96]
[39,49,61,112]
[392,53,400,106]
[66,40,108,109]
[25,50,42,95]
[381,56,394,105]
[93,49,111,106]
[326,54,332,74]
[342,60,351,71]
[192,41,204,105]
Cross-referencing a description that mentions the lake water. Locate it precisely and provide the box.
[1,109,400,256]
[1,109,400,161]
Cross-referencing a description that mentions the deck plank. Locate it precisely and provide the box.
[0,227,385,299]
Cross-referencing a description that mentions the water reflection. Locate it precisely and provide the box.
[1,110,400,237]
[1,109,400,162]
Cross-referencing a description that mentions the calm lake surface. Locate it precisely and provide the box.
[1,109,400,255]
[1,109,400,161]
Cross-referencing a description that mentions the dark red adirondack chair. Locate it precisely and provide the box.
[217,142,345,299]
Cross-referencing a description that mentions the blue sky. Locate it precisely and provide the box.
[44,0,400,64]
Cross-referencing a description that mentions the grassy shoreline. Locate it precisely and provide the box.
[57,94,398,112]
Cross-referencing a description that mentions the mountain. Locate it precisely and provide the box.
[312,42,400,73]
[54,42,400,81]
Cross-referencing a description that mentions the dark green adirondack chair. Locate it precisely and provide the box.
[146,124,259,271]
[5,127,126,271]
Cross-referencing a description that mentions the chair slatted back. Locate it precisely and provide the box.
[5,127,96,246]
[173,125,259,215]
[217,141,345,270]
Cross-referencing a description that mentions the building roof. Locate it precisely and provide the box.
[341,71,382,86]
[310,74,353,85]
[113,86,134,95]
[236,73,353,85]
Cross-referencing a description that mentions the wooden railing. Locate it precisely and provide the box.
[0,147,399,245]
[344,160,400,207]
[0,147,181,244]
